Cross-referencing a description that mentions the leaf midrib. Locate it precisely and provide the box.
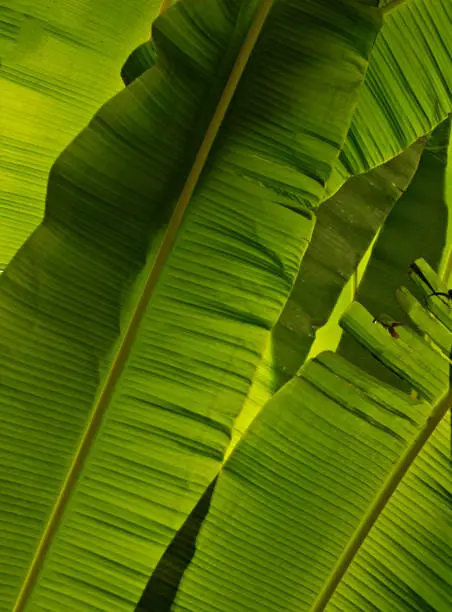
[310,386,451,611]
[12,1,274,610]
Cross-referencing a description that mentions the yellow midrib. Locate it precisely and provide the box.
[310,386,451,612]
[13,1,274,609]
[159,0,173,16]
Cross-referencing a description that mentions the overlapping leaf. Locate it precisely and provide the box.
[1,0,165,270]
[121,41,159,86]
[223,138,427,458]
[169,261,451,612]
[327,0,452,196]
[270,137,426,390]
[339,117,451,389]
[0,1,381,610]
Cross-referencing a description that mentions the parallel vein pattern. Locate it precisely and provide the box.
[328,0,452,195]
[171,353,433,611]
[0,1,381,610]
[1,0,163,268]
[170,262,452,611]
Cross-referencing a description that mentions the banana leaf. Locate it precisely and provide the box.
[121,41,159,86]
[168,264,451,612]
[339,117,452,390]
[3,0,452,273]
[270,137,426,390]
[327,0,452,196]
[224,137,427,455]
[0,1,382,609]
[116,0,452,200]
[0,0,164,269]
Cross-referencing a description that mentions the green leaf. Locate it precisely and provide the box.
[328,0,452,196]
[341,302,448,401]
[1,0,164,270]
[121,41,159,86]
[396,285,452,358]
[329,412,451,611]
[0,1,381,609]
[408,258,452,332]
[270,138,425,390]
[112,0,452,202]
[338,117,451,389]
[170,274,451,611]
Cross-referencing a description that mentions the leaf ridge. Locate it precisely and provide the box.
[310,386,451,611]
[12,2,274,610]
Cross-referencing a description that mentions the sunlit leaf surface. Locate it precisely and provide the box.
[0,1,380,609]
